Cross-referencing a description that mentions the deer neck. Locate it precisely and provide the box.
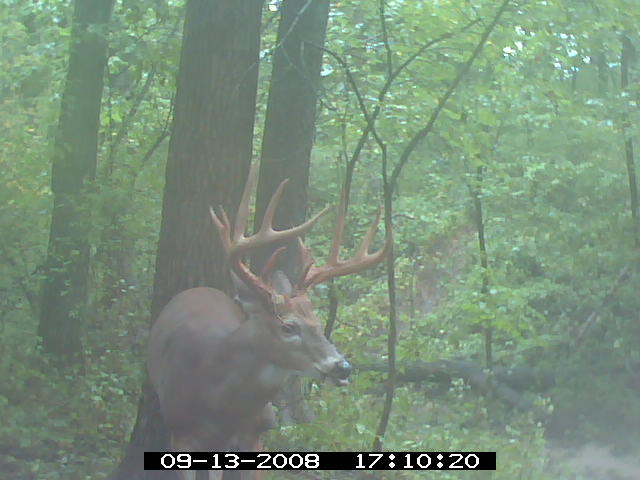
[222,318,293,396]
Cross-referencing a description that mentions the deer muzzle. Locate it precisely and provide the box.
[324,358,352,386]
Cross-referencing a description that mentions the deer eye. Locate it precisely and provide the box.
[280,321,299,336]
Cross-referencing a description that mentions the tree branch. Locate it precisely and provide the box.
[389,0,512,189]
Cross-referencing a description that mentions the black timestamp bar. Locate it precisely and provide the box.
[145,451,496,470]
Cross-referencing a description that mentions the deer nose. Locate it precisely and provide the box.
[333,359,352,380]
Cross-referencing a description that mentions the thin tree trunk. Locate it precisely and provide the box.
[621,35,639,248]
[471,165,492,369]
[38,0,114,360]
[111,1,264,478]
[373,143,398,452]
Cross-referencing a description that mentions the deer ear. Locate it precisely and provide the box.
[269,270,293,297]
[231,271,264,314]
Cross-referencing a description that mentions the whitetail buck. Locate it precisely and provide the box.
[147,163,391,480]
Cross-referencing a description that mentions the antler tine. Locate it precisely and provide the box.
[354,207,382,259]
[210,162,335,304]
[275,204,331,242]
[297,237,315,281]
[256,175,331,243]
[328,191,347,266]
[258,178,289,235]
[299,205,392,290]
[209,206,231,254]
[261,246,287,281]
[361,208,392,270]
[233,161,260,242]
[227,162,330,255]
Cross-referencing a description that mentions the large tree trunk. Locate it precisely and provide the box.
[38,0,114,360]
[151,0,264,316]
[111,1,264,478]
[254,0,330,425]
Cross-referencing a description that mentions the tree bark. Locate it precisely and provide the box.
[253,0,330,277]
[152,0,264,317]
[111,1,264,478]
[38,0,114,360]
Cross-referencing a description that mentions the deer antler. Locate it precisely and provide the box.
[209,162,329,302]
[298,191,392,290]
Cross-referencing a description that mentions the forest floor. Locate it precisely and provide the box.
[548,442,640,480]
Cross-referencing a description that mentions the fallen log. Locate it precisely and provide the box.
[357,359,552,418]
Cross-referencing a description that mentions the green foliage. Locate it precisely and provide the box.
[2,0,640,478]
[268,379,552,479]
[0,314,144,479]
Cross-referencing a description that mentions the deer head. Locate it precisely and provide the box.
[209,162,391,386]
